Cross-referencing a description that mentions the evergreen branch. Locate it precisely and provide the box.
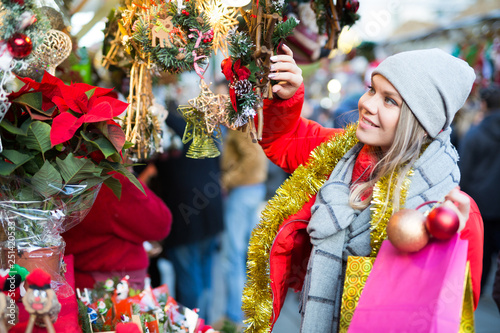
[272,16,299,48]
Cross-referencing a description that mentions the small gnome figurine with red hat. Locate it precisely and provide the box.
[22,269,61,333]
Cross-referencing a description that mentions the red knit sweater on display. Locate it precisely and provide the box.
[62,173,172,289]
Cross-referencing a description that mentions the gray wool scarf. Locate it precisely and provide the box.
[299,128,460,333]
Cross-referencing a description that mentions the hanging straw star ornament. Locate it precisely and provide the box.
[179,81,226,159]
[196,0,239,56]
[188,80,226,134]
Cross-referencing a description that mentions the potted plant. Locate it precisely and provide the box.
[0,72,143,287]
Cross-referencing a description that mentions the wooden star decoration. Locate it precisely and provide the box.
[196,0,239,56]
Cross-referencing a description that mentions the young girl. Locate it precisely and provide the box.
[243,47,484,332]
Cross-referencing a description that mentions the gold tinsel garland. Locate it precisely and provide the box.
[369,169,414,257]
[243,124,415,333]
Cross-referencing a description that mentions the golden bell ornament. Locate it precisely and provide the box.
[387,209,430,252]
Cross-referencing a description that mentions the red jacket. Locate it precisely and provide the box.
[63,173,172,288]
[259,84,484,328]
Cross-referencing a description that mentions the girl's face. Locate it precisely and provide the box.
[356,74,402,152]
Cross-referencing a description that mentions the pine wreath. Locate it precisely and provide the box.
[132,0,214,75]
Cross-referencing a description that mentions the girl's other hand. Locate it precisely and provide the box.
[269,44,303,100]
[442,186,470,233]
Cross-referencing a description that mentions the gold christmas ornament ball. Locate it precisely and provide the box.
[387,209,430,252]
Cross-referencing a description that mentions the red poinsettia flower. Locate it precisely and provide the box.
[46,76,128,146]
[10,72,129,148]
[2,72,144,203]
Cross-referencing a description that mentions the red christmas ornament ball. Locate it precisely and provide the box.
[7,33,32,59]
[387,209,430,252]
[425,206,460,240]
[10,0,25,5]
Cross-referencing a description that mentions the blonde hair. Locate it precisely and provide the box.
[349,102,432,212]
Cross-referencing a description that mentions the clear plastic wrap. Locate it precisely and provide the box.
[0,176,101,296]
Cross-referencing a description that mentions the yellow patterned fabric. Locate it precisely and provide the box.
[339,256,376,333]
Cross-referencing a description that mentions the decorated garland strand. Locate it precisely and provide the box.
[369,168,414,256]
[242,124,414,332]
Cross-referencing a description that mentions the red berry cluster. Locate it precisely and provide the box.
[181,9,189,16]
[203,30,214,43]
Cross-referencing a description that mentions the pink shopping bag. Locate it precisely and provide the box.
[348,234,469,333]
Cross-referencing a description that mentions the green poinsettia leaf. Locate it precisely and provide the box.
[56,153,101,184]
[81,132,117,158]
[0,117,32,136]
[13,92,44,112]
[123,141,134,150]
[1,149,33,165]
[18,121,52,154]
[15,186,41,202]
[0,161,22,176]
[22,159,42,175]
[101,160,145,195]
[31,160,63,197]
[0,150,33,175]
[80,176,108,191]
[108,152,122,162]
[103,176,122,200]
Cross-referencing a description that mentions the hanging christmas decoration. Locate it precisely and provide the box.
[6,32,33,58]
[103,0,215,160]
[177,81,226,159]
[222,1,299,141]
[128,0,213,74]
[23,29,72,76]
[197,0,240,56]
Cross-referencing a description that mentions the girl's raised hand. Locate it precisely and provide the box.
[269,44,303,100]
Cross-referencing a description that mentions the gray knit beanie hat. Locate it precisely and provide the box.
[372,48,476,138]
